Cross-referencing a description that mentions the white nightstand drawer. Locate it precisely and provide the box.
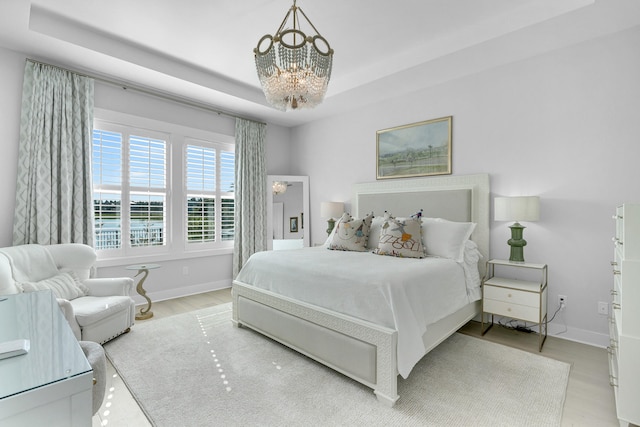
[483,299,539,323]
[481,259,548,352]
[484,285,539,307]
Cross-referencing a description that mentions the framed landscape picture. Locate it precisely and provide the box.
[376,116,452,179]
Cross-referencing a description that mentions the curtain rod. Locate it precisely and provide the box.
[25,58,267,126]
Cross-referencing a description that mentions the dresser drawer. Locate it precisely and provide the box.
[483,299,539,323]
[484,285,540,307]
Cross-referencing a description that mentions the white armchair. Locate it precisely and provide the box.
[0,243,135,344]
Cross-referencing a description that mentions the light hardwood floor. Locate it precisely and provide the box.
[93,289,625,427]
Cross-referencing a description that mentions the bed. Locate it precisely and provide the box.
[232,173,490,406]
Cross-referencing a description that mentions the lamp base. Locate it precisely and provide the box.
[326,218,336,236]
[507,222,527,263]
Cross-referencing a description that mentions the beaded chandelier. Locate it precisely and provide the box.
[272,181,288,195]
[254,0,334,111]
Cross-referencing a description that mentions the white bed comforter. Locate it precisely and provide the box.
[235,246,481,378]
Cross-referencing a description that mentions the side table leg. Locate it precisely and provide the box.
[538,314,548,351]
[481,313,494,336]
[134,268,154,320]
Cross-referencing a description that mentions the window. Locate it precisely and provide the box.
[93,129,122,250]
[128,135,167,248]
[186,145,216,243]
[93,124,168,254]
[92,117,234,259]
[185,141,235,247]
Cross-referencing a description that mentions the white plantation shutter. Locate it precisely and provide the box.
[186,145,216,243]
[93,129,123,249]
[185,143,235,244]
[129,135,167,248]
[92,117,234,258]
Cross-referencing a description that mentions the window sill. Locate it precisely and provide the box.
[95,247,233,268]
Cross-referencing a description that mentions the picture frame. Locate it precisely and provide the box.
[290,217,298,233]
[376,116,452,179]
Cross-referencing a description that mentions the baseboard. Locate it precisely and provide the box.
[132,280,231,306]
[519,321,609,348]
[476,313,610,349]
[547,322,610,348]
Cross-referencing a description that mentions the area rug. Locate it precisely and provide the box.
[104,303,570,427]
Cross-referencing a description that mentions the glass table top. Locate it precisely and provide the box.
[0,291,91,400]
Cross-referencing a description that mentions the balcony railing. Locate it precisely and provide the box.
[95,226,164,250]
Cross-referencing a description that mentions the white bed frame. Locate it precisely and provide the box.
[232,173,490,407]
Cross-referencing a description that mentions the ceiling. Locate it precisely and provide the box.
[0,0,639,127]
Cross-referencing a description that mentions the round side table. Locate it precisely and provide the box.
[126,264,161,320]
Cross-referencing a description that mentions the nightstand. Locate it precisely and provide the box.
[481,259,548,351]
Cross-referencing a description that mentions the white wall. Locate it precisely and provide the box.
[0,46,292,303]
[292,26,640,346]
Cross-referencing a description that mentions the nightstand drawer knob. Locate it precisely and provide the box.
[507,293,512,298]
[507,307,511,312]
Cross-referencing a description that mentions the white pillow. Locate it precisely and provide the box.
[327,213,373,252]
[373,212,425,258]
[324,212,351,247]
[20,271,89,300]
[422,217,476,262]
[367,216,385,250]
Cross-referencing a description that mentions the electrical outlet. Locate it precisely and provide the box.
[558,295,567,307]
[598,301,609,316]
[182,266,189,276]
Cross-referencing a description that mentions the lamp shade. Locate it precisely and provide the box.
[494,196,540,222]
[320,201,344,219]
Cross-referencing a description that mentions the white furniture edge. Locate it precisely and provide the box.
[232,173,490,406]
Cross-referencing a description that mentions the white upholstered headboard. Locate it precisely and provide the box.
[352,173,490,277]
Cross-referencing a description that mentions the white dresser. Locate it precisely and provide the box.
[0,291,93,426]
[610,204,640,427]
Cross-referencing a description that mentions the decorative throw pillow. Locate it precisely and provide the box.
[20,271,89,300]
[327,213,373,252]
[421,217,476,262]
[324,212,350,247]
[374,212,425,258]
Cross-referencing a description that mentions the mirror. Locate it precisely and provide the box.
[267,175,310,250]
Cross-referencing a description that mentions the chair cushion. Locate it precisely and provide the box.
[20,271,89,300]
[71,296,133,327]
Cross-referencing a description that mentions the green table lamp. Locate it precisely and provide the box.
[320,201,344,236]
[494,196,540,263]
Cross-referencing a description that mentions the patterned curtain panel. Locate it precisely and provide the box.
[13,61,95,246]
[233,118,267,278]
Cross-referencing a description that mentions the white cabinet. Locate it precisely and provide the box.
[0,291,93,426]
[481,259,548,351]
[609,204,640,427]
